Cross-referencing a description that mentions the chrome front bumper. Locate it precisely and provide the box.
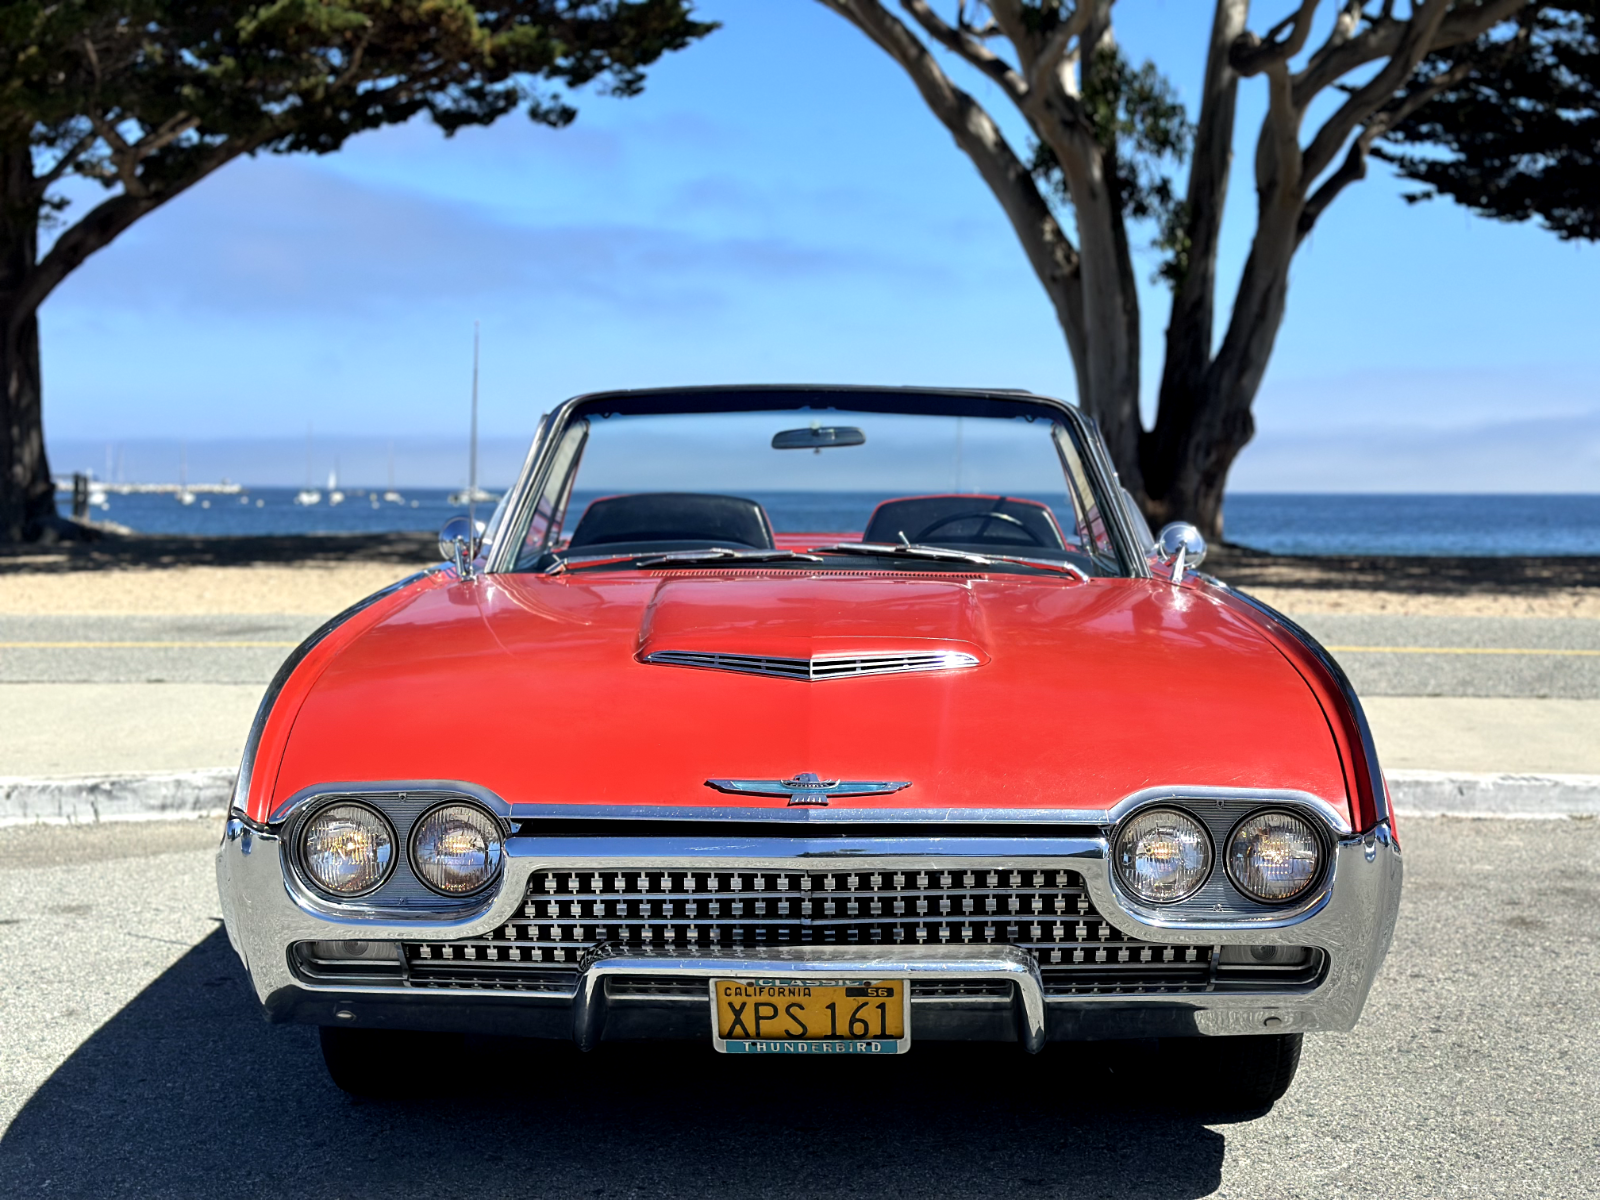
[217,822,1402,1047]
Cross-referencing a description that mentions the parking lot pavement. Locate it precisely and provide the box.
[1289,612,1600,699]
[0,683,263,776]
[0,614,318,684]
[1364,696,1600,774]
[0,816,1594,1200]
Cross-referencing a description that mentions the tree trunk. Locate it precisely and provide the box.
[1144,200,1299,543]
[0,148,52,543]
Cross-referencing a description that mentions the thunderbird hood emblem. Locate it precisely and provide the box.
[705,773,912,807]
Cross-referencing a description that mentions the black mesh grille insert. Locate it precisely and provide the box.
[400,866,1324,996]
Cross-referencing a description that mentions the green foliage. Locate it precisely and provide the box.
[1027,45,1193,289]
[1378,2,1599,241]
[0,0,715,219]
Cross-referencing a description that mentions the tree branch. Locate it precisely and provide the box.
[816,0,1088,387]
[1159,0,1247,393]
[900,0,1026,101]
[1230,0,1321,75]
[1294,0,1525,110]
[1300,48,1488,237]
[32,128,98,196]
[1300,0,1457,184]
[24,135,256,316]
[1026,1,1096,96]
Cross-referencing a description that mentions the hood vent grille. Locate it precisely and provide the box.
[642,649,981,681]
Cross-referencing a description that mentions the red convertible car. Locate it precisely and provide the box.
[217,385,1401,1107]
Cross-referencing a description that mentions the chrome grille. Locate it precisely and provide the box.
[400,867,1323,996]
[641,650,981,681]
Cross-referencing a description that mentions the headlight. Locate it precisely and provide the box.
[1113,808,1212,903]
[410,804,504,895]
[300,803,395,895]
[1226,810,1323,903]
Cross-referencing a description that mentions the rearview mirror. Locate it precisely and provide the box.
[771,426,866,451]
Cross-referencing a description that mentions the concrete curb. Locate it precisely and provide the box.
[1386,770,1600,820]
[0,769,234,826]
[2,768,1597,826]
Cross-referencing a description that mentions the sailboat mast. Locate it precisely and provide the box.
[469,320,480,536]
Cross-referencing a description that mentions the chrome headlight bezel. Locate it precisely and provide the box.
[293,799,398,899]
[1111,806,1215,905]
[1224,807,1328,904]
[407,800,507,898]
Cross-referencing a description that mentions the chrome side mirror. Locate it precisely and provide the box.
[439,516,486,580]
[1155,522,1206,584]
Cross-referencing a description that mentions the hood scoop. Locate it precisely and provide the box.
[641,649,981,682]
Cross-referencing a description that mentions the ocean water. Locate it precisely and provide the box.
[58,488,1600,557]
[63,487,485,537]
[1223,494,1600,557]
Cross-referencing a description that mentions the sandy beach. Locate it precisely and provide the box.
[1,535,1596,618]
[2,533,1598,618]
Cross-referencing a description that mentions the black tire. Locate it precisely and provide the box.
[318,1025,463,1098]
[1168,1032,1303,1112]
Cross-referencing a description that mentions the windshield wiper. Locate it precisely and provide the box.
[982,555,1091,580]
[814,542,1088,579]
[546,547,824,574]
[816,541,993,566]
[634,548,825,568]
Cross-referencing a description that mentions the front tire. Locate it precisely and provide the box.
[319,1025,464,1098]
[1169,1032,1303,1111]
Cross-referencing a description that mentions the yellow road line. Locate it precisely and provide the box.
[0,641,299,649]
[1326,645,1600,657]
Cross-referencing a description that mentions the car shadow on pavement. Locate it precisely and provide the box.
[1,930,1246,1199]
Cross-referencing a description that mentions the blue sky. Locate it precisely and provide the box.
[43,0,1600,490]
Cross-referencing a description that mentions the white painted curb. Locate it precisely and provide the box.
[0,769,234,826]
[1386,770,1600,820]
[1,768,1596,826]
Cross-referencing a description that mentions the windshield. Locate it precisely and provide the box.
[506,399,1128,578]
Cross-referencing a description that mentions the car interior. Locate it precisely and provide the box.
[552,490,1088,564]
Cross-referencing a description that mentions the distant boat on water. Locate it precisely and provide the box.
[175,442,196,505]
[328,464,345,507]
[447,485,497,506]
[447,323,495,510]
[295,423,322,505]
[384,441,403,503]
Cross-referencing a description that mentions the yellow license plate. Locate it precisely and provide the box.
[711,978,910,1054]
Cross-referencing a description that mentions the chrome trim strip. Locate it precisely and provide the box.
[268,779,514,827]
[228,569,441,817]
[642,649,982,681]
[498,785,1351,832]
[571,945,1046,1053]
[1222,587,1392,828]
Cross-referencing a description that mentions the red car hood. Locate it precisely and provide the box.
[271,570,1349,819]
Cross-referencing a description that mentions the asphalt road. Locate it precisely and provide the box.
[3,611,1599,697]
[0,615,318,684]
[1292,613,1600,699]
[0,817,1595,1199]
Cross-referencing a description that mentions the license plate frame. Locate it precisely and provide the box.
[710,977,911,1055]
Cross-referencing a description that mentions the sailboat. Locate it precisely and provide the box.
[383,441,403,503]
[328,460,345,506]
[447,323,497,507]
[177,442,195,505]
[294,424,322,506]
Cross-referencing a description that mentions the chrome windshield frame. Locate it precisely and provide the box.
[480,385,1153,579]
